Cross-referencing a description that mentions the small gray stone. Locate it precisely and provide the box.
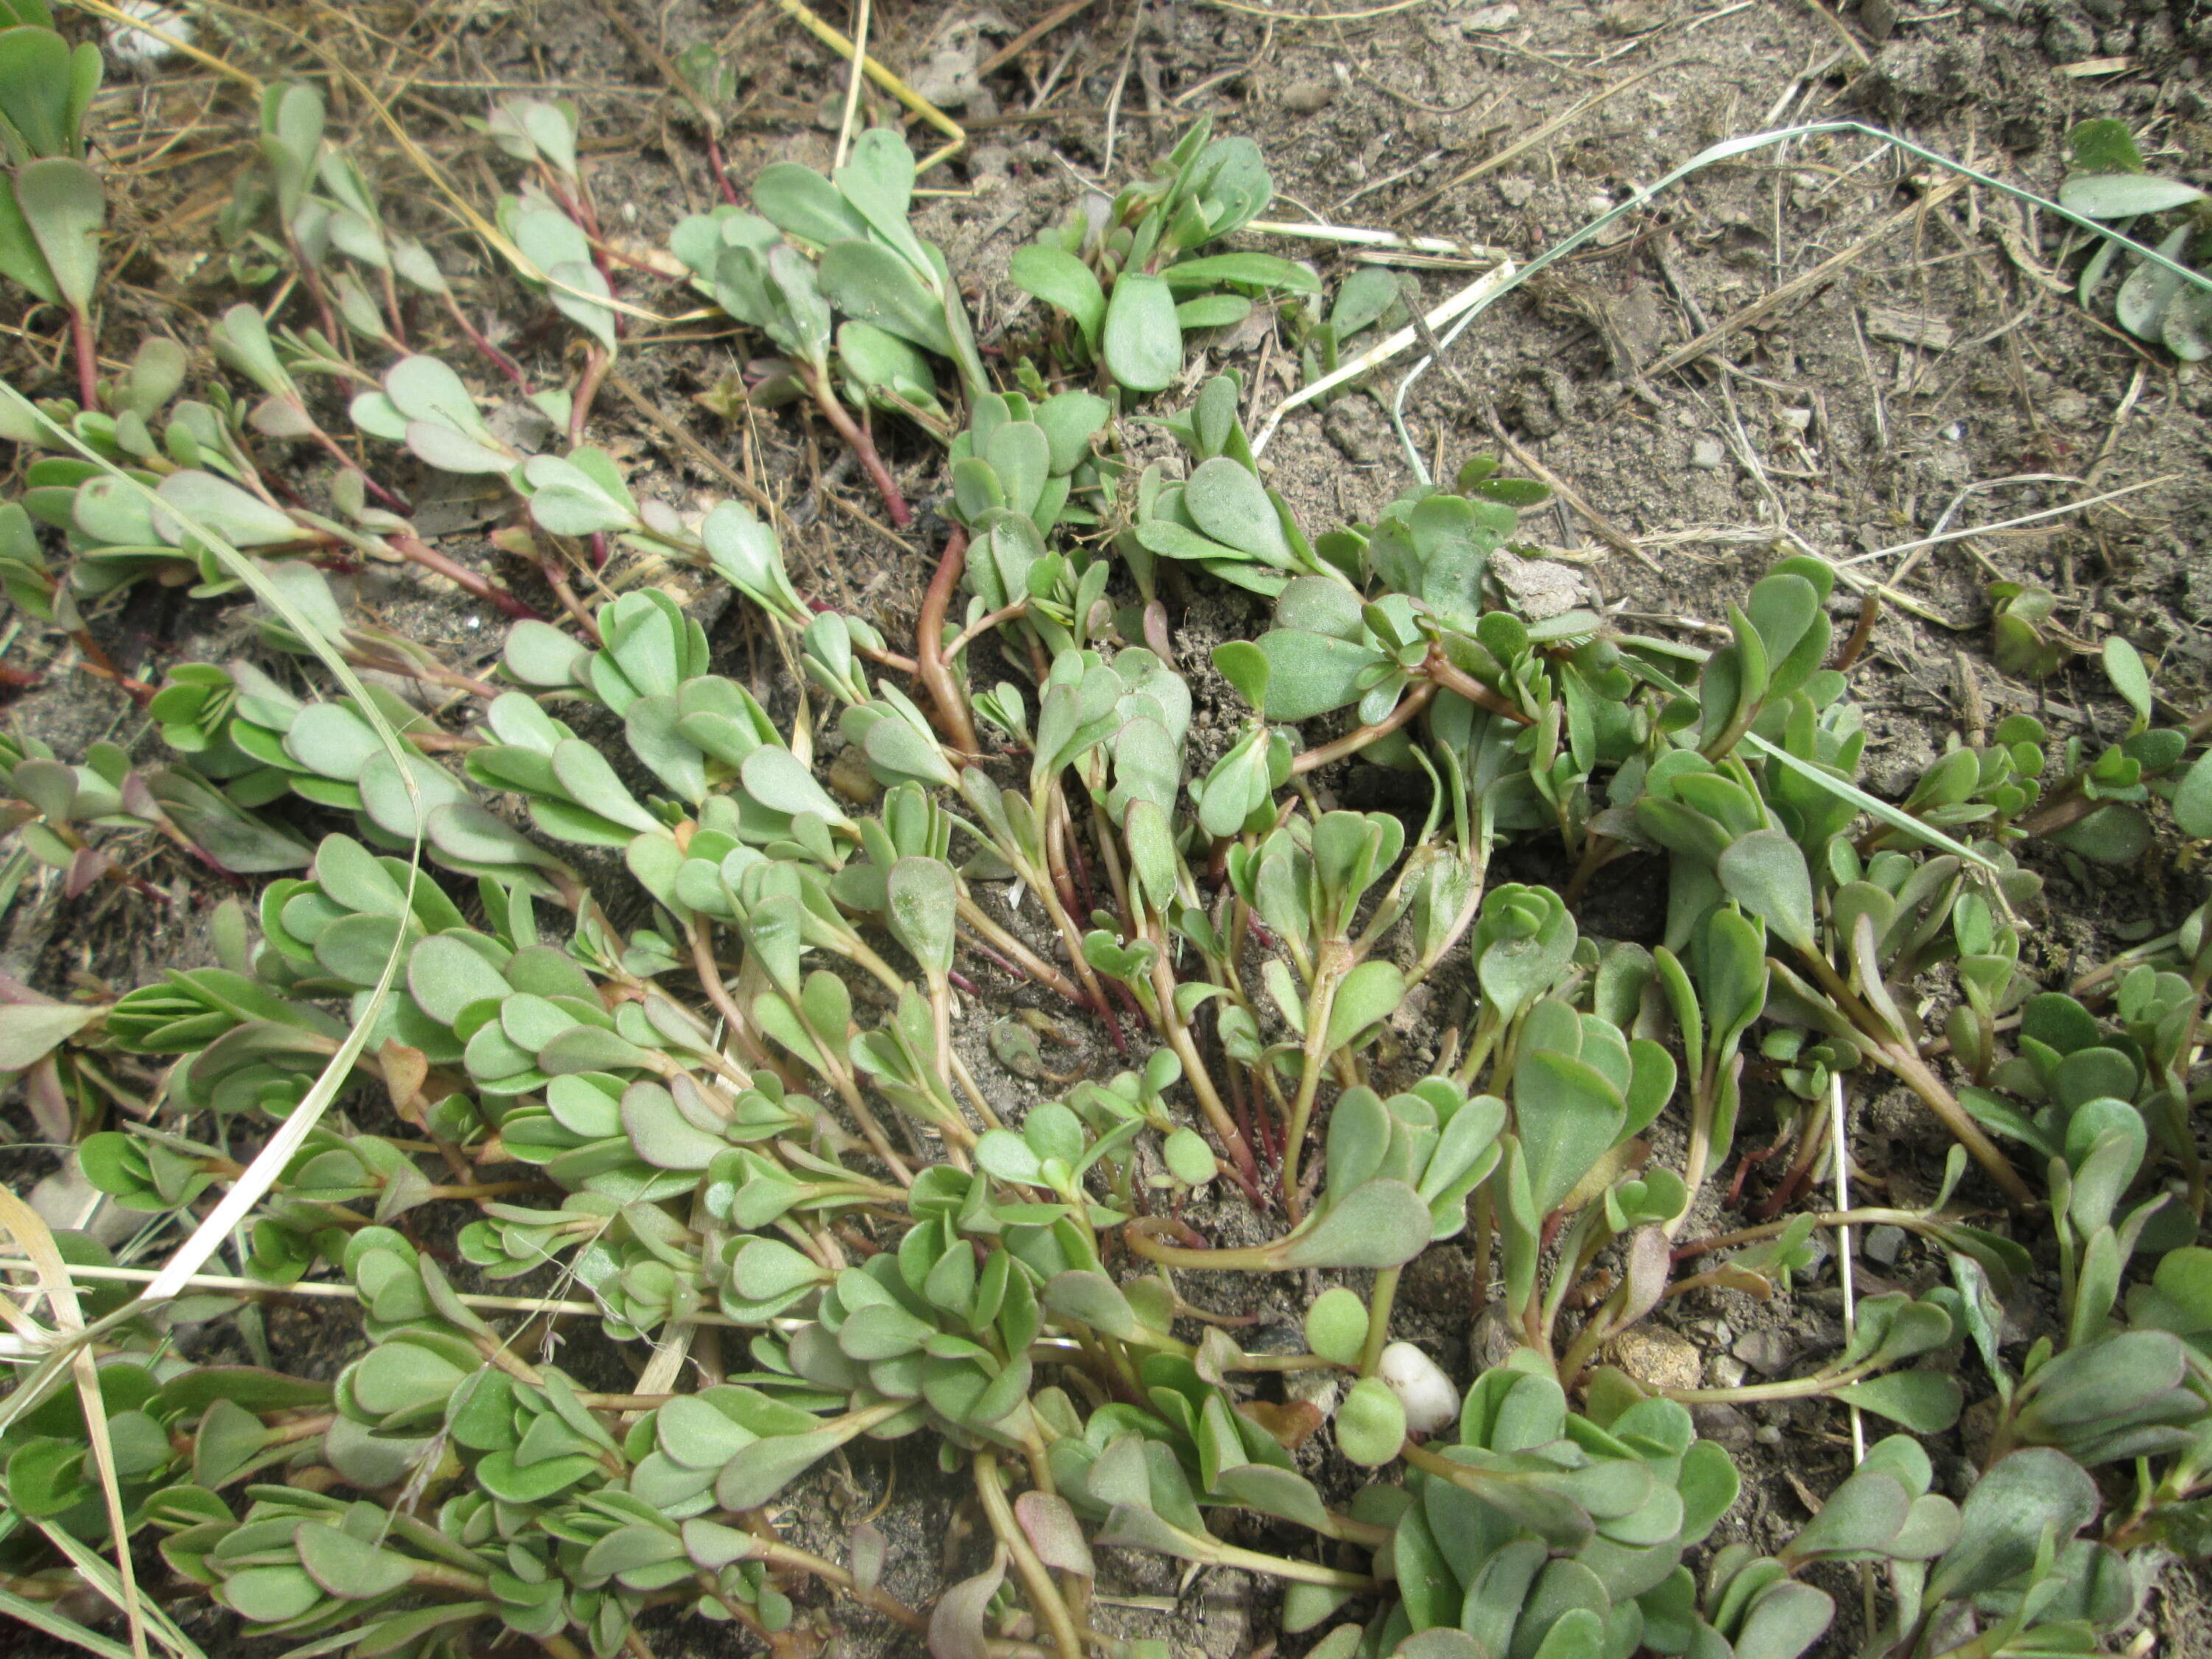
[1281,78,1335,114]
[1459,3,1520,31]
[1754,1424,1782,1446]
[1860,0,1896,40]
[1733,1328,1798,1377]
[30,1156,133,1248]
[1706,1355,1747,1390]
[1863,1224,1907,1267]
[1690,1402,1753,1451]
[1688,436,1726,470]
[1496,174,1537,208]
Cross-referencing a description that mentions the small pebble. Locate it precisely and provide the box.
[1496,175,1537,208]
[1378,1341,1460,1436]
[30,1157,133,1248]
[104,0,192,72]
[1863,1224,1907,1268]
[1460,2,1520,30]
[1606,1327,1703,1392]
[1281,79,1336,114]
[1754,1424,1783,1447]
[1691,1402,1753,1451]
[1706,1355,1747,1390]
[1688,436,1726,470]
[1732,1328,1797,1377]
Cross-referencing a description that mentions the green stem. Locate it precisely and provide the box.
[1357,1266,1402,1377]
[411,1562,493,1596]
[975,1450,1086,1659]
[1793,951,2036,1209]
[1144,937,1259,1194]
[1654,1360,1884,1405]
[1282,951,1349,1223]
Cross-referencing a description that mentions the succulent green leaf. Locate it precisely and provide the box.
[14,155,99,312]
[1102,271,1182,394]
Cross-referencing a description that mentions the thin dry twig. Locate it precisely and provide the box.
[1394,65,1663,221]
[1646,177,1969,377]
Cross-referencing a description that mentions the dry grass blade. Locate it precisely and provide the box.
[834,0,872,170]
[32,1526,206,1659]
[1646,178,1969,376]
[1738,731,1998,872]
[0,1257,781,1328]
[1252,258,1518,451]
[1247,218,1514,260]
[1835,476,2179,568]
[1829,1074,1866,1464]
[771,0,967,173]
[0,1582,143,1659]
[1203,0,1433,20]
[0,1189,147,1659]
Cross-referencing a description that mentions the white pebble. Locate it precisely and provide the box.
[1377,1341,1459,1436]
[104,0,194,73]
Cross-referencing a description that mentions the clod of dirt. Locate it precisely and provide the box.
[1323,397,1391,464]
[1605,1326,1703,1391]
[1600,1,1666,35]
[1490,552,1589,620]
[2041,7,2098,61]
[907,9,1013,114]
[1280,78,1337,114]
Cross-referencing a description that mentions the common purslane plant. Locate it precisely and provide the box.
[4,89,2212,1659]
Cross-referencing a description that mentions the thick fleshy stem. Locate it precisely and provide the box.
[917,524,981,753]
[975,1452,1088,1659]
[67,305,99,411]
[1792,948,2036,1211]
[1419,647,1534,726]
[385,532,544,621]
[442,290,532,392]
[570,347,609,449]
[704,134,743,206]
[304,424,413,515]
[1290,680,1436,775]
[804,366,909,526]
